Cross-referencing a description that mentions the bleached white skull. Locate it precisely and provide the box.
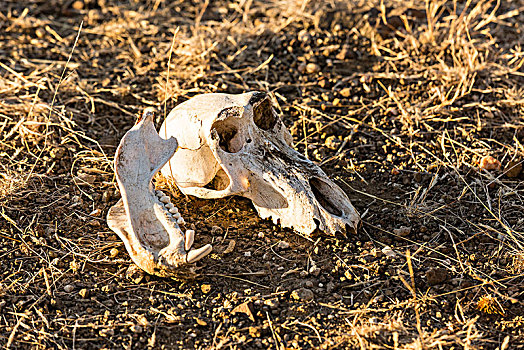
[159,92,360,236]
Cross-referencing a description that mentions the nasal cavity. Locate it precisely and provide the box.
[309,177,343,217]
[253,97,277,131]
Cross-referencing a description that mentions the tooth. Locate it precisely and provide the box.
[159,196,170,204]
[186,244,212,263]
[173,212,181,219]
[177,217,185,225]
[156,190,165,197]
[169,207,179,214]
[165,203,174,210]
[185,230,195,251]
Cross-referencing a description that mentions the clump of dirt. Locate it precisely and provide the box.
[0,0,523,349]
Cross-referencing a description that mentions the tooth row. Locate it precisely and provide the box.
[154,189,211,260]
[155,188,185,225]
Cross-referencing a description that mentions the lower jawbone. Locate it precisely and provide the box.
[107,109,212,278]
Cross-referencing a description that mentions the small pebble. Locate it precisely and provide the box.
[244,251,252,257]
[130,324,143,334]
[393,226,411,237]
[504,160,522,178]
[277,241,290,249]
[309,265,321,276]
[426,267,448,285]
[479,155,501,171]
[306,63,320,74]
[64,284,74,293]
[305,280,314,288]
[382,246,396,258]
[211,226,223,235]
[291,288,314,302]
[109,248,119,258]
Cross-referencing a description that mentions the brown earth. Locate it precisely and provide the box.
[1,0,523,349]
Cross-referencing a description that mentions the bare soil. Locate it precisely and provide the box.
[1,0,523,349]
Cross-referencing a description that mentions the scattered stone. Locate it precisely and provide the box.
[126,264,145,284]
[63,284,74,293]
[426,267,448,285]
[325,136,342,150]
[109,248,119,258]
[381,246,396,258]
[130,324,143,334]
[89,208,102,216]
[137,315,150,327]
[244,251,252,257]
[257,232,265,238]
[393,226,411,237]
[277,241,290,250]
[297,29,311,43]
[309,265,321,276]
[231,301,255,322]
[211,226,224,235]
[305,280,314,288]
[249,326,261,337]
[223,240,236,254]
[195,318,207,327]
[479,155,501,171]
[340,87,351,97]
[264,299,279,309]
[504,160,522,178]
[291,288,314,302]
[72,0,84,10]
[306,63,320,74]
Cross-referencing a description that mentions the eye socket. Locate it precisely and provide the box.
[212,107,245,153]
[253,97,277,131]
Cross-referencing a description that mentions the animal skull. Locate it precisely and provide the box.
[159,92,360,236]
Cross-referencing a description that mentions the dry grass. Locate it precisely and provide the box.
[0,0,523,349]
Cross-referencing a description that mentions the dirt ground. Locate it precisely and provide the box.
[1,0,524,349]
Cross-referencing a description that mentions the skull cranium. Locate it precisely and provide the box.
[159,92,360,236]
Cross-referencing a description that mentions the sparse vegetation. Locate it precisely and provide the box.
[0,0,523,348]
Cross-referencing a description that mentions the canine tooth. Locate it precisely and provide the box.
[186,244,212,263]
[185,230,195,251]
[159,196,170,204]
[165,203,174,210]
[177,217,185,225]
[169,207,179,214]
[173,212,181,219]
